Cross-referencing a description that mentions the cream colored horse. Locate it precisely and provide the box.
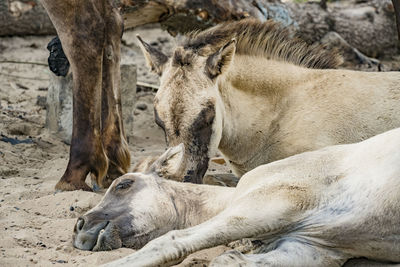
[73,128,400,266]
[138,19,400,183]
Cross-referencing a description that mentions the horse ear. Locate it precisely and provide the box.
[148,143,185,180]
[205,38,236,79]
[137,35,168,76]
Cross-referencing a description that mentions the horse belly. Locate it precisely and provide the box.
[297,190,400,262]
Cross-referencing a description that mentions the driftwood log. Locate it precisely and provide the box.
[0,0,55,36]
[1,0,399,59]
[2,1,399,53]
[0,0,290,36]
[118,0,293,34]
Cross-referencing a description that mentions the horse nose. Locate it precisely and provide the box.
[76,217,85,231]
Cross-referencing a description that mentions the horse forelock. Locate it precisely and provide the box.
[172,47,196,68]
[180,19,343,69]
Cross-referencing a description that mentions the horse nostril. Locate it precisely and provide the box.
[76,218,85,231]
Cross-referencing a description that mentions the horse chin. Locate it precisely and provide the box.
[91,224,156,251]
[92,222,122,251]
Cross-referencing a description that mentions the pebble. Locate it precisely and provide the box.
[62,246,73,253]
[136,103,148,110]
[37,241,46,248]
[36,96,47,108]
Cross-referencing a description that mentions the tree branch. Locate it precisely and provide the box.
[0,60,48,66]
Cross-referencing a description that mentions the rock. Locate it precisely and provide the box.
[45,64,137,145]
[320,31,382,71]
[287,0,399,58]
[62,246,73,253]
[36,95,47,108]
[331,1,398,57]
[45,72,73,144]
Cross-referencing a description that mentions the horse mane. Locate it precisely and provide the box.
[181,19,343,69]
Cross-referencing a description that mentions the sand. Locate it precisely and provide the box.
[0,24,235,266]
[0,25,398,267]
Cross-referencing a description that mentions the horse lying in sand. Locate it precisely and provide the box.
[137,19,400,184]
[73,128,400,266]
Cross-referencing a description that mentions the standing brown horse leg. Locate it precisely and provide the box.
[97,4,131,189]
[40,0,130,191]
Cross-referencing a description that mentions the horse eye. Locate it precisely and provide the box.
[115,179,134,190]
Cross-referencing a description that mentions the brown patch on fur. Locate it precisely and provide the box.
[183,19,343,69]
[168,73,189,139]
[184,101,215,183]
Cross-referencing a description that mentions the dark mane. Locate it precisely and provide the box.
[181,19,343,69]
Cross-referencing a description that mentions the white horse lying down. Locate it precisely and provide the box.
[73,128,400,266]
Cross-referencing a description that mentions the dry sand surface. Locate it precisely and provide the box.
[0,25,398,267]
[0,25,232,266]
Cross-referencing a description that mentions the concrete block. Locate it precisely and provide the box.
[120,64,137,145]
[45,64,137,145]
[46,72,73,144]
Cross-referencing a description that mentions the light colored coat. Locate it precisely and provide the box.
[73,128,400,266]
[138,19,400,182]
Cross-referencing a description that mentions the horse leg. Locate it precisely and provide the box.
[104,204,294,267]
[95,4,131,189]
[40,0,109,191]
[210,240,348,267]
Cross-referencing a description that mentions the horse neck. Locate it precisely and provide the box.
[216,55,309,173]
[162,179,235,229]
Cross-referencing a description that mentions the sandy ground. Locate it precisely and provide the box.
[0,25,399,267]
[0,25,233,266]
